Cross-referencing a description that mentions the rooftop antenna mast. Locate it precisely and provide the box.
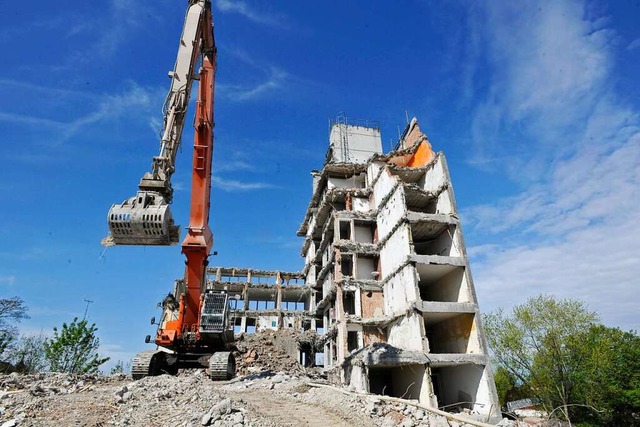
[83,299,94,320]
[336,112,350,162]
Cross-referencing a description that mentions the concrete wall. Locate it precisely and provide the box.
[419,155,454,215]
[384,262,418,314]
[361,290,384,318]
[387,312,424,352]
[328,174,366,189]
[354,223,374,243]
[257,315,279,332]
[356,256,376,280]
[374,178,404,238]
[330,125,382,164]
[352,197,370,212]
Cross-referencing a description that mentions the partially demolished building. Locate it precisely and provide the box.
[206,117,500,420]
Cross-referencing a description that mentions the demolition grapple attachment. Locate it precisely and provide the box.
[102,191,180,246]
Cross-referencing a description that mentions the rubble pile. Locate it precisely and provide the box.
[0,361,531,426]
[234,331,320,377]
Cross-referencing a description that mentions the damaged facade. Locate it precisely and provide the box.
[202,117,500,421]
[298,117,500,420]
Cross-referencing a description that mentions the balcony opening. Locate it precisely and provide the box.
[424,312,479,354]
[354,221,374,243]
[246,318,256,334]
[430,365,485,413]
[233,317,242,334]
[411,223,458,257]
[339,221,352,240]
[368,365,425,400]
[347,331,359,353]
[417,264,467,303]
[340,254,354,277]
[356,255,377,280]
[343,291,356,315]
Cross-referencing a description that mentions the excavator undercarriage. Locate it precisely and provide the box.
[131,349,235,381]
[130,289,236,381]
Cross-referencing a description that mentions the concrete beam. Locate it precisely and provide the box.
[425,353,488,367]
[405,212,457,225]
[409,254,465,267]
[414,301,477,314]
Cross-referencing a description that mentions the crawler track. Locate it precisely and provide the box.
[131,350,158,380]
[209,351,235,380]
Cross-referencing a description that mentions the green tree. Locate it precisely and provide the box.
[483,295,599,422]
[493,366,531,407]
[110,360,131,375]
[0,297,29,364]
[10,334,49,373]
[0,297,29,330]
[44,317,109,373]
[568,325,640,425]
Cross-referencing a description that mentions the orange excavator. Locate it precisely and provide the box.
[102,0,235,380]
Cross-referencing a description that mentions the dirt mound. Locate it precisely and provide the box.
[233,330,322,377]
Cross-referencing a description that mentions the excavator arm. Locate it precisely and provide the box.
[102,0,213,247]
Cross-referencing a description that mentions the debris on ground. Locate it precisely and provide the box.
[0,369,504,427]
[0,334,566,427]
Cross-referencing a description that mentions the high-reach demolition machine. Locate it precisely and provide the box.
[102,0,235,380]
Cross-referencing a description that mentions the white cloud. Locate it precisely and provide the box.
[57,83,154,144]
[217,66,289,102]
[215,160,255,172]
[463,1,640,331]
[51,0,161,70]
[0,78,93,99]
[0,81,157,147]
[627,37,640,51]
[215,0,287,28]
[0,276,16,286]
[212,176,275,191]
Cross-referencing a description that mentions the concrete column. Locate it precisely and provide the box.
[276,271,283,310]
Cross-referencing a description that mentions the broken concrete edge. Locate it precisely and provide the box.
[296,135,443,237]
[344,342,430,367]
[307,382,499,427]
[205,267,304,280]
[302,188,454,259]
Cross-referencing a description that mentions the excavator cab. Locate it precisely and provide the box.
[102,191,179,246]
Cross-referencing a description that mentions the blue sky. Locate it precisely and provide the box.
[0,0,638,367]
